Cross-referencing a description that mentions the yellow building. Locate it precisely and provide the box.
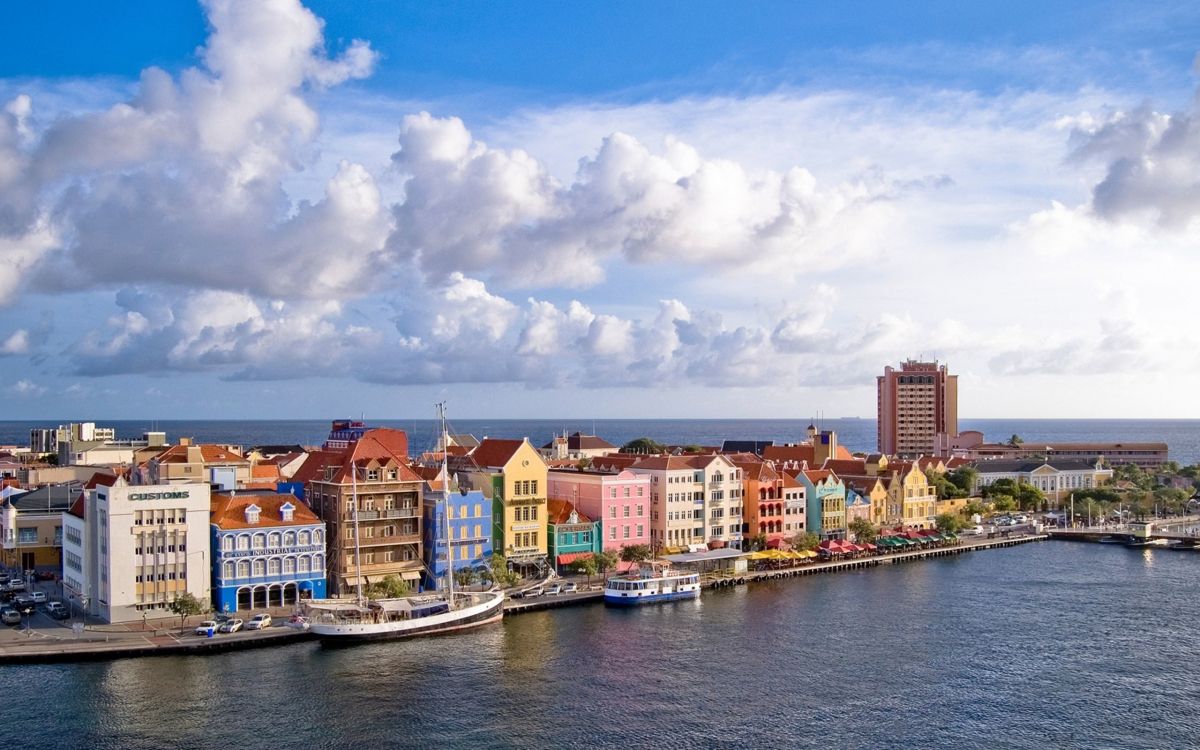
[458,439,549,571]
[842,475,890,526]
[885,462,938,529]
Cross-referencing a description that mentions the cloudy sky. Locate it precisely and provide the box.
[1,0,1199,420]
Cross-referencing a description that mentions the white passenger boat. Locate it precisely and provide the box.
[604,561,700,607]
[306,402,504,645]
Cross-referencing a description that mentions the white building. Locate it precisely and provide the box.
[63,478,211,623]
[630,454,744,551]
[973,459,1113,504]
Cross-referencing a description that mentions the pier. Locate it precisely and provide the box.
[503,533,1047,615]
[1047,515,1200,546]
[0,624,313,665]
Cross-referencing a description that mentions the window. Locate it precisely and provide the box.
[244,504,261,525]
[609,506,617,518]
[637,505,644,517]
[238,560,250,577]
[447,505,455,520]
[609,526,617,540]
[474,503,482,517]
[268,532,281,548]
[268,558,281,576]
[284,531,296,547]
[637,486,644,497]
[299,556,311,573]
[637,524,644,537]
[284,557,295,574]
[252,559,265,576]
[623,506,630,517]
[610,488,617,498]
[530,481,538,495]
[223,561,235,578]
[280,503,295,522]
[221,536,233,551]
[18,528,36,544]
[299,530,311,546]
[623,526,630,539]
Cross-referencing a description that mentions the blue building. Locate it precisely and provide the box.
[422,487,492,590]
[210,491,327,613]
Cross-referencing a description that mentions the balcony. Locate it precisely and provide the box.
[358,533,421,547]
[349,507,420,521]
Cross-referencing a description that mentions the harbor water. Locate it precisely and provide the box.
[3,541,1198,749]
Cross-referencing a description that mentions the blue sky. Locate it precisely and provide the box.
[1,0,1199,420]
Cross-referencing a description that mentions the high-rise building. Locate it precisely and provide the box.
[876,360,958,457]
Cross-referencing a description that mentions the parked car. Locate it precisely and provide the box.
[35,571,56,581]
[194,620,219,637]
[218,618,243,633]
[13,595,36,613]
[45,602,69,620]
[563,582,578,593]
[523,586,545,598]
[545,584,563,596]
[30,591,46,604]
[0,608,20,625]
[245,614,272,631]
[6,580,26,593]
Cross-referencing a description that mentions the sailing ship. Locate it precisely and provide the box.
[306,403,504,644]
[603,560,701,606]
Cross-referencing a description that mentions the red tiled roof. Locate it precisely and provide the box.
[548,497,592,525]
[469,439,526,470]
[290,449,346,484]
[67,494,86,519]
[763,444,817,464]
[210,491,321,530]
[822,459,869,476]
[154,443,248,464]
[84,472,118,490]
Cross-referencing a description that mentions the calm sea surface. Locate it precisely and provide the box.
[2,541,1198,749]
[1,418,1197,464]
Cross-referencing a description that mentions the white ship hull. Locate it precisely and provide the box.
[308,591,504,645]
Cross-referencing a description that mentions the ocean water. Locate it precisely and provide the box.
[1,418,1196,464]
[2,541,1198,749]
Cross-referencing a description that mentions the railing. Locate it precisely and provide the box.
[358,533,421,547]
[350,508,420,521]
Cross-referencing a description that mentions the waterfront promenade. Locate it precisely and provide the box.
[0,532,1045,663]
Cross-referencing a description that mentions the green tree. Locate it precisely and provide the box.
[947,466,979,496]
[848,517,877,543]
[963,500,988,518]
[167,592,208,628]
[619,544,652,563]
[1008,434,1024,447]
[454,568,478,588]
[484,555,521,588]
[790,531,820,551]
[935,512,962,534]
[569,555,599,585]
[991,494,1018,512]
[620,437,666,454]
[366,574,411,599]
[748,533,768,552]
[1014,482,1046,511]
[594,550,619,575]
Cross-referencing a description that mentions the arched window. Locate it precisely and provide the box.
[267,532,281,549]
[284,557,296,574]
[252,533,266,550]
[221,535,233,552]
[237,560,250,578]
[299,530,311,546]
[283,531,296,547]
[299,555,311,573]
[252,559,266,576]
[313,530,323,545]
[236,535,249,551]
[313,554,324,570]
[223,561,235,579]
[268,558,281,576]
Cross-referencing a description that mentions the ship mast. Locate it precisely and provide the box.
[352,453,364,605]
[439,401,454,610]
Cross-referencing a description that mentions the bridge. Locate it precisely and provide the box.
[1046,515,1200,546]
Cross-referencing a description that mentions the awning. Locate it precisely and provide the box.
[556,552,595,566]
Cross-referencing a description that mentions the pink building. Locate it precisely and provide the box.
[547,469,651,552]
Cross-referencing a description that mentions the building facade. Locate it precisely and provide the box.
[877,360,958,457]
[210,491,327,613]
[422,487,493,590]
[302,429,425,595]
[456,439,550,571]
[141,440,251,487]
[1,482,78,570]
[797,470,847,540]
[547,499,602,572]
[973,459,1112,503]
[884,463,938,529]
[546,468,650,553]
[65,479,212,623]
[631,454,744,551]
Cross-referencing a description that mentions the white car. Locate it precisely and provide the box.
[30,591,47,604]
[218,618,243,633]
[245,613,272,630]
[194,620,219,636]
[563,582,578,593]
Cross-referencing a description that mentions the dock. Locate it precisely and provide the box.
[0,625,313,665]
[502,533,1046,616]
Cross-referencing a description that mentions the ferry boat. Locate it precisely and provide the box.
[306,403,504,645]
[604,561,700,606]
